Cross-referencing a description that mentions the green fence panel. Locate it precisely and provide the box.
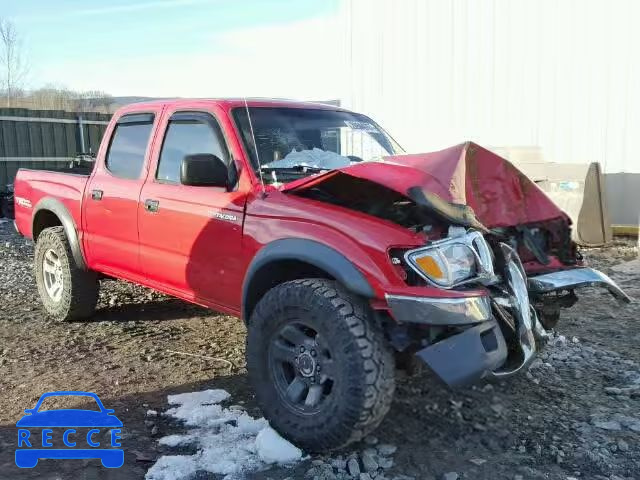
[0,108,111,190]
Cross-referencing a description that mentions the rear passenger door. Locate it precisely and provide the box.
[138,109,247,311]
[84,110,160,277]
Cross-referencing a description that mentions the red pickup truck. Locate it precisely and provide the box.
[13,98,630,451]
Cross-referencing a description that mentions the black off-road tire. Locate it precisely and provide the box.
[34,226,99,321]
[246,279,395,452]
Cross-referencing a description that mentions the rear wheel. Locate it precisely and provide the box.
[34,226,99,321]
[246,279,395,452]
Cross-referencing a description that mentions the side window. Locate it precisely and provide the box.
[156,114,229,183]
[105,114,154,180]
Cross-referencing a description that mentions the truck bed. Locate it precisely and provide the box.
[13,169,89,239]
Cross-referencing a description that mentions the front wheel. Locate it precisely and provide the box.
[246,279,395,452]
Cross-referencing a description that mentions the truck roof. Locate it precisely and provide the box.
[120,97,348,113]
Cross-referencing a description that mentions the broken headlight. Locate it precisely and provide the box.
[404,230,496,288]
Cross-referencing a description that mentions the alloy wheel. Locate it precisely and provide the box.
[269,321,336,414]
[42,248,64,302]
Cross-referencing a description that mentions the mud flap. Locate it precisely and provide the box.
[415,319,507,387]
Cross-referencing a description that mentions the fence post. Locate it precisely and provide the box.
[77,114,86,154]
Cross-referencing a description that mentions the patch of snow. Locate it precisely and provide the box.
[146,389,303,480]
[165,389,231,427]
[255,427,303,464]
[166,401,226,427]
[158,434,195,447]
[146,409,158,416]
[145,456,197,480]
[167,389,231,406]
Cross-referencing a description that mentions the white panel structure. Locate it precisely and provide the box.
[340,0,640,175]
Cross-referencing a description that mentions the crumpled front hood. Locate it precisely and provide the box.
[282,141,569,229]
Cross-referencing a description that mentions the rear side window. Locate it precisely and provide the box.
[156,113,229,184]
[105,114,154,180]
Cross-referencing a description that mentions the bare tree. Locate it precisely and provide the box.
[11,85,117,113]
[29,85,75,110]
[0,18,29,107]
[75,90,115,112]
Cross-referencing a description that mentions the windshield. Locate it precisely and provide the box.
[233,107,403,185]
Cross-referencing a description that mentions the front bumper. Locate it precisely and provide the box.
[387,245,536,387]
[385,294,492,326]
[415,319,507,386]
[528,267,632,304]
[386,292,508,386]
[386,292,514,387]
[388,263,631,388]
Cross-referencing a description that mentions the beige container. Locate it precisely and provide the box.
[513,161,612,246]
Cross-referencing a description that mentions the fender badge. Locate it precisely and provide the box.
[15,197,32,208]
[213,212,237,222]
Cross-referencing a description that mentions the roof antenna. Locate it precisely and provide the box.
[244,97,266,196]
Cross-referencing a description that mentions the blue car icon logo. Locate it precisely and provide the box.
[16,391,123,468]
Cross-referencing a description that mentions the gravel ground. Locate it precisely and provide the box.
[0,220,638,480]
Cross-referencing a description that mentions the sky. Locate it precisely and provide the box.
[3,0,342,99]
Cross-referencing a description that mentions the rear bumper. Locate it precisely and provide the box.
[528,267,632,304]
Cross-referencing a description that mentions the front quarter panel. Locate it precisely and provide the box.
[242,190,426,299]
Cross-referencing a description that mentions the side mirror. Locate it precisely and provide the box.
[180,154,228,187]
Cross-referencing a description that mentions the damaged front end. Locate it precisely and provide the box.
[386,228,540,386]
[284,141,632,387]
[386,222,631,387]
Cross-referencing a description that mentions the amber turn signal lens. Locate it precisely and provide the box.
[414,255,444,280]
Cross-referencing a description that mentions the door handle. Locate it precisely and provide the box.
[91,189,103,201]
[144,199,159,213]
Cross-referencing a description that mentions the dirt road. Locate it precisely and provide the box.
[0,221,638,480]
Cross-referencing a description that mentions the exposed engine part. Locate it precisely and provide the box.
[291,173,445,233]
[515,225,550,265]
[489,218,580,268]
[531,290,578,329]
